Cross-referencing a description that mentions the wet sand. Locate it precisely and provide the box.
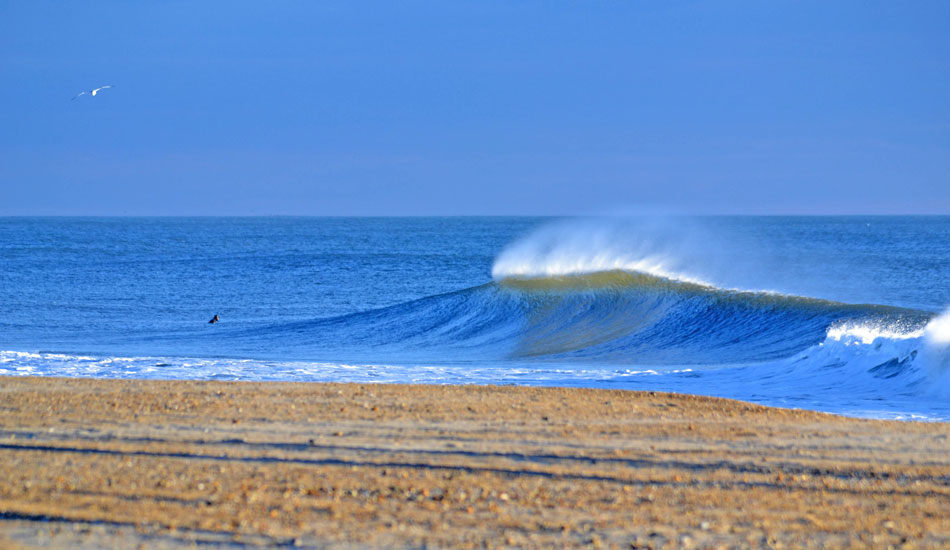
[0,376,948,549]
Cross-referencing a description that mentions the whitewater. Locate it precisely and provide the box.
[1,216,948,420]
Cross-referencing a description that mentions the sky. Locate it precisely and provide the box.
[1,1,948,215]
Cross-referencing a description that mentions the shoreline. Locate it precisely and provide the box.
[1,376,948,548]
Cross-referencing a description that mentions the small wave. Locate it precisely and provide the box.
[921,311,950,397]
[783,311,950,400]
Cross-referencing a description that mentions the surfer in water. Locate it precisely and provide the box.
[209,315,219,324]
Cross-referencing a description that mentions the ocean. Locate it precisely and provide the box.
[2,216,948,420]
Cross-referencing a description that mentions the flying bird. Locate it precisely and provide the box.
[71,85,115,100]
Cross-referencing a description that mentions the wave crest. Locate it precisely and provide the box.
[491,217,713,286]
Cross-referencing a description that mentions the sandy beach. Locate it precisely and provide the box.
[0,377,948,549]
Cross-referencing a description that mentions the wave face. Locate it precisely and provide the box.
[262,271,923,364]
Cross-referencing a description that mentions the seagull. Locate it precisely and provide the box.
[71,85,115,100]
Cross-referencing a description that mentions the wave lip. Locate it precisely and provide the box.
[495,269,713,293]
[492,255,713,287]
[491,217,715,287]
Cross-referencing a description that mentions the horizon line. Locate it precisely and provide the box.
[2,213,949,219]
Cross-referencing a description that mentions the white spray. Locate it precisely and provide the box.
[491,217,714,285]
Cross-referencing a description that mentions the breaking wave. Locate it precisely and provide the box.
[3,216,948,419]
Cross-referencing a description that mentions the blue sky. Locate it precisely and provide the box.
[1,1,948,215]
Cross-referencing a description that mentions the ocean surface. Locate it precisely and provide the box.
[2,216,949,421]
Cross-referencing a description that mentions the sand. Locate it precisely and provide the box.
[0,377,948,549]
